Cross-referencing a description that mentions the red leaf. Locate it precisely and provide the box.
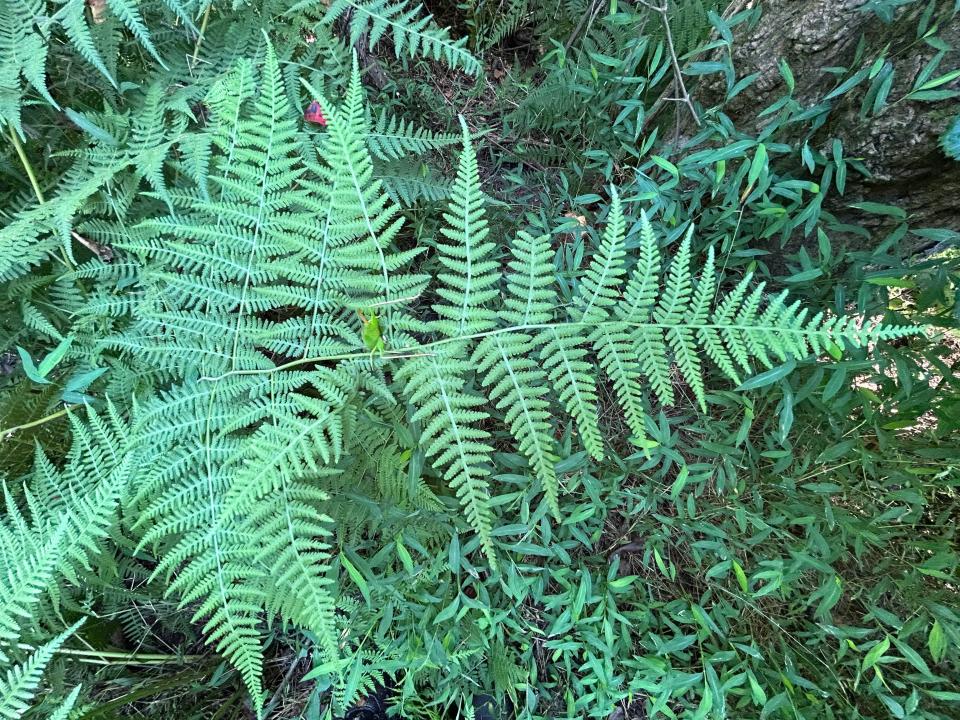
[303,100,327,126]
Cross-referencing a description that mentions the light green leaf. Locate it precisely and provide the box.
[928,619,947,663]
[748,144,767,187]
[862,635,890,672]
[340,553,371,607]
[737,360,797,392]
[38,335,74,377]
[732,559,749,593]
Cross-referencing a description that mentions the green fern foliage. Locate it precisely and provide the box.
[0,404,129,715]
[45,685,82,720]
[134,381,268,711]
[367,109,460,161]
[106,48,435,711]
[473,328,559,518]
[0,159,121,283]
[312,0,481,74]
[377,160,453,206]
[432,121,499,338]
[0,8,939,715]
[0,621,82,720]
[0,0,56,133]
[472,0,529,50]
[397,350,498,566]
[0,0,189,133]
[393,173,916,537]
[128,375,345,713]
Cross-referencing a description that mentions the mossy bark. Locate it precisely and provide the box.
[708,0,959,234]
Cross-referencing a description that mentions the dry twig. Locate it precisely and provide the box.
[637,0,702,129]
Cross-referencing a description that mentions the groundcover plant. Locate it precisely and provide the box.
[1,0,959,718]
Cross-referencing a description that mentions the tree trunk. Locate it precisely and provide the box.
[704,0,960,235]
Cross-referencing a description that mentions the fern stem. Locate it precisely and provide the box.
[16,642,204,665]
[190,4,212,70]
[201,319,912,382]
[8,126,45,203]
[0,404,80,438]
[7,127,77,270]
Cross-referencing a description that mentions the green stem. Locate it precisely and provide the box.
[0,404,80,438]
[7,126,76,269]
[17,642,204,665]
[191,4,212,70]
[8,126,45,203]
[201,319,919,383]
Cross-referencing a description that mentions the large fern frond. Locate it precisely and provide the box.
[0,405,129,715]
[394,187,916,522]
[133,380,266,711]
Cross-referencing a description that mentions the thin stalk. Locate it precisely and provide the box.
[260,649,307,718]
[7,126,76,269]
[637,0,701,128]
[191,4,212,70]
[17,642,204,664]
[8,126,45,203]
[0,404,80,438]
[200,318,919,383]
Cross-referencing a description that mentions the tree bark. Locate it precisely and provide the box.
[703,0,960,235]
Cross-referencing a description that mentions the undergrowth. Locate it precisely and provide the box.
[1,1,958,719]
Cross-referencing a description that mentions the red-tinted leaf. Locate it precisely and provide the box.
[303,100,326,126]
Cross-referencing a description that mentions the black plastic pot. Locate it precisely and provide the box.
[473,694,499,720]
[343,693,387,720]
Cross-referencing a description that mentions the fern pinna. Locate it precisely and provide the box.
[36,43,915,715]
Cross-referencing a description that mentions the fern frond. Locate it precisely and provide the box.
[228,392,352,506]
[244,482,339,664]
[539,326,605,461]
[57,0,116,87]
[136,393,266,711]
[124,40,339,375]
[471,230,560,516]
[0,159,122,282]
[592,324,649,442]
[310,56,429,308]
[653,227,694,326]
[377,161,453,206]
[103,0,165,67]
[373,444,444,512]
[474,0,529,50]
[0,0,55,133]
[1,404,129,659]
[46,685,82,720]
[617,210,661,320]
[500,230,556,326]
[574,189,627,323]
[0,508,65,663]
[317,0,481,74]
